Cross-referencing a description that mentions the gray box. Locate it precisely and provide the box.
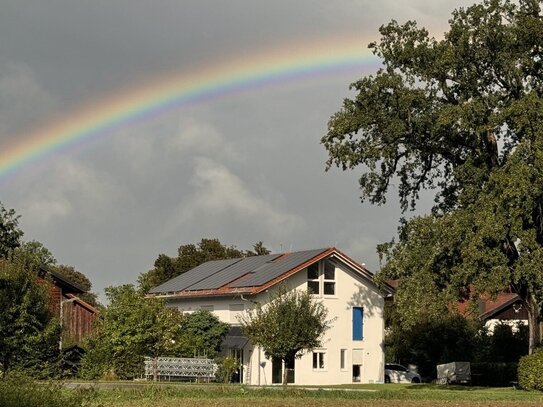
[436,361,471,384]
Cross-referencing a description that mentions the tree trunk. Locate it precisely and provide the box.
[153,357,158,382]
[484,129,499,169]
[282,359,288,387]
[524,293,541,354]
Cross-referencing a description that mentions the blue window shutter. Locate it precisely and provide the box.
[352,307,364,340]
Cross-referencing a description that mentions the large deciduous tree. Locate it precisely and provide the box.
[239,286,331,386]
[322,0,543,353]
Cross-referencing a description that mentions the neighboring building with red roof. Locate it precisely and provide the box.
[457,292,527,331]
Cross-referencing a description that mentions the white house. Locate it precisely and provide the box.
[148,247,389,385]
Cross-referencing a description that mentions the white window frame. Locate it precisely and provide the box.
[323,260,336,296]
[307,261,337,297]
[340,349,347,371]
[312,350,326,371]
[307,263,320,295]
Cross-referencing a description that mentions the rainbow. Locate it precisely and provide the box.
[0,37,379,180]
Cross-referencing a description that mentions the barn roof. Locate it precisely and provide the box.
[39,266,86,293]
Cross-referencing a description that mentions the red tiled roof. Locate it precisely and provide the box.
[457,292,520,320]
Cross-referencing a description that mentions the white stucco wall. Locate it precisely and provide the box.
[165,259,385,385]
[484,318,527,333]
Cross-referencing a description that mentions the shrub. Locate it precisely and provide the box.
[0,373,92,407]
[518,349,543,390]
[471,362,518,387]
[216,356,240,383]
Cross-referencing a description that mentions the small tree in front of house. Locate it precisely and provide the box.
[239,285,332,386]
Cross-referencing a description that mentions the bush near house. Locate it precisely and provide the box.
[518,349,543,390]
[471,363,518,387]
[79,285,229,380]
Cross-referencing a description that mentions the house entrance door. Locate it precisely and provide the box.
[230,348,243,383]
[271,357,295,384]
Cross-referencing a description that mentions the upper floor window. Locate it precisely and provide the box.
[307,260,336,296]
[352,307,364,340]
[307,263,320,294]
[229,303,244,323]
[323,261,336,295]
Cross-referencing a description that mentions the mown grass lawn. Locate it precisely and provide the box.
[87,382,543,407]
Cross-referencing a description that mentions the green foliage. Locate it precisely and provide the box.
[247,241,271,257]
[16,240,56,268]
[0,202,23,259]
[385,312,478,380]
[79,286,229,379]
[518,348,543,390]
[52,264,91,291]
[139,238,270,292]
[0,373,92,407]
[0,255,61,377]
[90,382,543,404]
[475,323,528,363]
[51,264,98,307]
[324,0,543,352]
[79,284,185,379]
[471,362,519,387]
[324,0,543,212]
[216,356,241,383]
[386,303,528,383]
[179,310,230,358]
[240,285,331,385]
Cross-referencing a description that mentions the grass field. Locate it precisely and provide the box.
[87,383,543,407]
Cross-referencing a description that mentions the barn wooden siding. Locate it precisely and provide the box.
[39,272,97,347]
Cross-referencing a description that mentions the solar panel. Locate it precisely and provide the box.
[230,248,328,287]
[149,257,241,294]
[188,254,280,290]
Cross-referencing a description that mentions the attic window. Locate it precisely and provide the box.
[307,263,320,294]
[323,261,336,295]
[307,261,336,296]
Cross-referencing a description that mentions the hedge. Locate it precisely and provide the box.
[518,349,543,390]
[471,362,518,387]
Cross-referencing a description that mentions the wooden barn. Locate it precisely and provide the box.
[39,268,97,348]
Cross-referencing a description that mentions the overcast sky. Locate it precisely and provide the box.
[0,0,475,300]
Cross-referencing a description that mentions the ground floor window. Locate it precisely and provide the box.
[312,351,325,370]
[340,349,347,370]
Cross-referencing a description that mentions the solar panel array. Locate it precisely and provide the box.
[188,254,280,290]
[230,248,328,287]
[148,257,241,294]
[150,248,330,294]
